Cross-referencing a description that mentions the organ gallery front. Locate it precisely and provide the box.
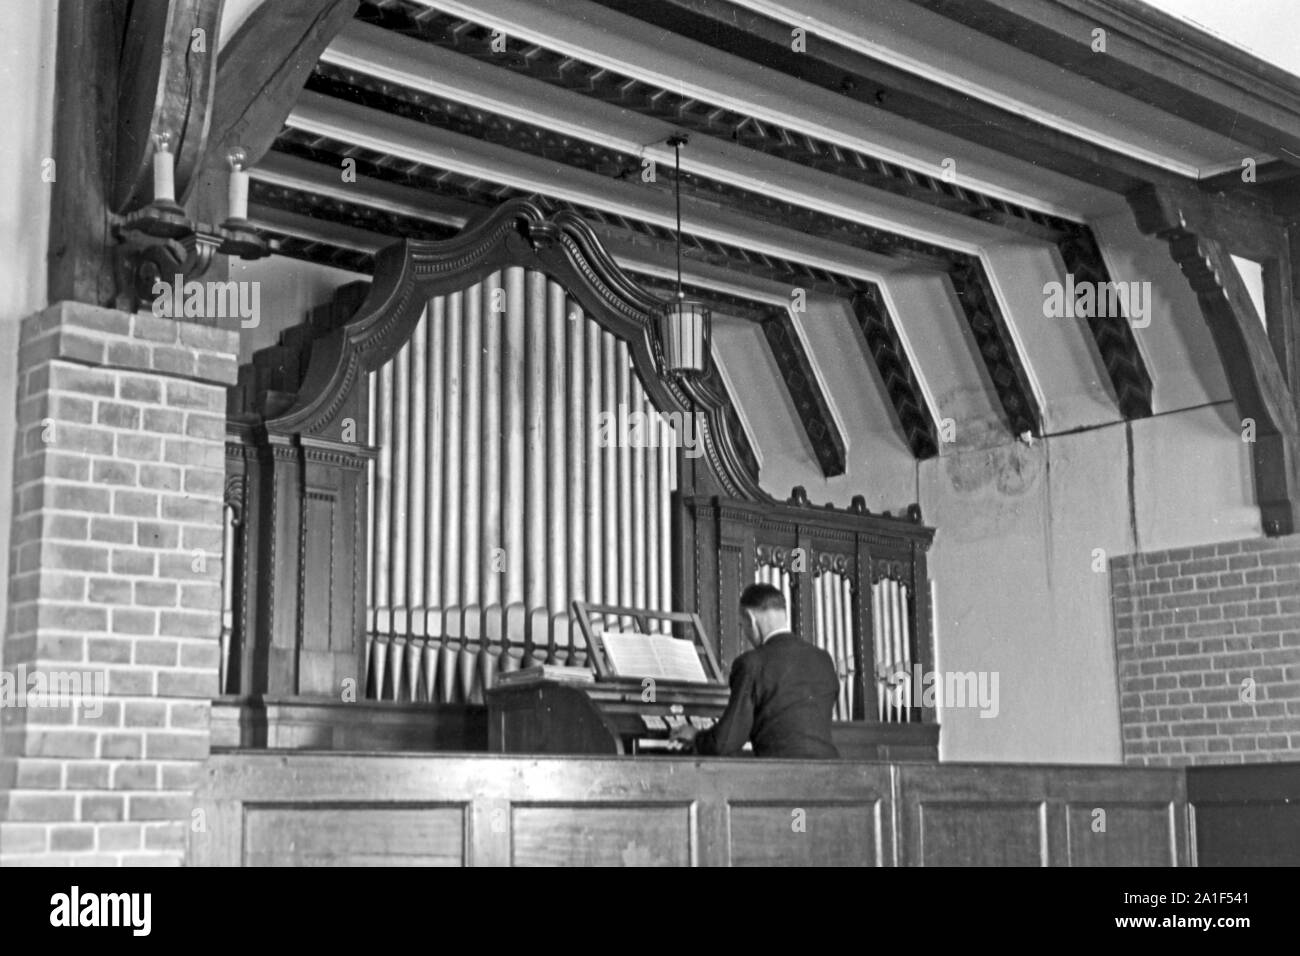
[219,200,937,757]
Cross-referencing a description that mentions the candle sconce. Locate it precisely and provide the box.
[114,136,273,313]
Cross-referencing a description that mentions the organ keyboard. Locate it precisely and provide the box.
[485,602,731,755]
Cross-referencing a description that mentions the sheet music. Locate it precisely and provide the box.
[601,632,709,683]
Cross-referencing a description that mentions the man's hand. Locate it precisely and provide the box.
[669,723,699,747]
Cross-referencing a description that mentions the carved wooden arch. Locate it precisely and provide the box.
[264,198,769,502]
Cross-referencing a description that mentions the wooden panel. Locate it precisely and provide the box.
[511,805,692,867]
[729,802,880,867]
[1194,804,1300,867]
[897,763,1189,867]
[919,803,1045,866]
[1066,804,1177,866]
[243,805,466,866]
[192,753,1187,866]
[1188,762,1300,866]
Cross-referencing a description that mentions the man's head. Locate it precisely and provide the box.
[739,583,789,648]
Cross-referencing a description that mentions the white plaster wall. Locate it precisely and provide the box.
[0,0,58,754]
[922,402,1258,763]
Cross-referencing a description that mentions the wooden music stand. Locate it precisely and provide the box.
[571,601,726,685]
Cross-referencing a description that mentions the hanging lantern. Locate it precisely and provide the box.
[658,134,711,376]
[658,294,711,374]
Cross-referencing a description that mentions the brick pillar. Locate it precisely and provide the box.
[0,302,237,864]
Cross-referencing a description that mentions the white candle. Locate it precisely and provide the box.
[152,133,175,203]
[228,167,249,221]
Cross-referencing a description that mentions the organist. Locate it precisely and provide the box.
[671,584,841,759]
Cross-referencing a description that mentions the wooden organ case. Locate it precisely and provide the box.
[220,200,939,759]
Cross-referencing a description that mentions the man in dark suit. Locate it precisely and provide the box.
[671,583,840,758]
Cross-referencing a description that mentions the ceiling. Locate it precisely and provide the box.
[233,0,1300,505]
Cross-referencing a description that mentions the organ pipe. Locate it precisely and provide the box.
[364,269,678,704]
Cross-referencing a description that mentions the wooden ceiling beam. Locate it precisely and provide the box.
[585,0,1181,194]
[904,0,1300,170]
[1130,184,1300,535]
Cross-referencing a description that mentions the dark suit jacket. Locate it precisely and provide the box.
[693,630,840,758]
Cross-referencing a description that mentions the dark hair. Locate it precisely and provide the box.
[739,583,786,612]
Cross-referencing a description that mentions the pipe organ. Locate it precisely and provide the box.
[362,268,678,705]
[219,200,937,755]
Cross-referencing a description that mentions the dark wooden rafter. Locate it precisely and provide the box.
[946,258,1042,437]
[850,288,940,459]
[757,310,848,477]
[1130,184,1300,535]
[1055,229,1154,419]
[903,0,1300,171]
[209,0,361,168]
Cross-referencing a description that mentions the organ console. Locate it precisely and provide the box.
[486,603,730,755]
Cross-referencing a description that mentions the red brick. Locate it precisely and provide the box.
[152,346,197,377]
[156,670,217,698]
[144,732,208,760]
[96,401,141,430]
[158,611,218,639]
[49,825,95,852]
[105,668,154,696]
[143,821,188,851]
[110,549,156,576]
[48,364,115,397]
[88,577,132,604]
[112,764,160,790]
[165,380,223,411]
[111,608,157,635]
[113,490,159,517]
[90,516,135,545]
[143,408,184,435]
[97,823,144,851]
[118,375,162,403]
[130,313,179,344]
[128,794,193,821]
[87,638,133,664]
[179,641,220,669]
[124,702,168,727]
[51,485,112,514]
[134,639,177,666]
[136,522,179,550]
[81,795,125,822]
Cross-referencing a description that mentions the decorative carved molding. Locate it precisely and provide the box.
[759,310,848,478]
[946,257,1042,437]
[1056,228,1154,419]
[850,289,940,458]
[241,199,769,502]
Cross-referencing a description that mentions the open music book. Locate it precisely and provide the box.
[600,632,710,684]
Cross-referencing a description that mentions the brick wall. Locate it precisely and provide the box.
[0,301,237,864]
[1111,535,1300,767]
